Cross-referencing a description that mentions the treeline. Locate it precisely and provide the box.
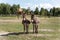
[0,3,60,17]
[0,3,20,16]
[33,7,60,17]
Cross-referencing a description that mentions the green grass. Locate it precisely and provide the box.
[0,17,60,40]
[0,23,23,32]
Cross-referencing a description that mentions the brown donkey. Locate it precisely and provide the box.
[22,13,30,33]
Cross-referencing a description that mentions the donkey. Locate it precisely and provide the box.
[31,15,39,33]
[22,13,30,33]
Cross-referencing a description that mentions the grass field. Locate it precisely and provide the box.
[0,16,60,40]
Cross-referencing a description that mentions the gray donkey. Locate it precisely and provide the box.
[31,15,39,33]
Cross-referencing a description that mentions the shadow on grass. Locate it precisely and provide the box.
[0,32,34,36]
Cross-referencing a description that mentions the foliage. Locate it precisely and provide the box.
[0,3,20,16]
[34,7,39,15]
[0,3,60,17]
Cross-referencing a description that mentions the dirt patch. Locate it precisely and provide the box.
[28,34,53,37]
[30,29,55,32]
[0,31,7,40]
[0,19,22,23]
[0,31,9,36]
[0,31,53,37]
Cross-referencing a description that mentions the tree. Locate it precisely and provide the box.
[50,7,60,16]
[40,8,49,16]
[10,4,20,15]
[34,7,39,15]
[5,4,11,15]
[0,4,2,15]
[0,3,20,16]
[0,3,11,16]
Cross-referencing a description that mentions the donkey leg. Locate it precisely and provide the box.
[33,24,35,33]
[23,24,25,32]
[35,25,38,33]
[26,24,29,34]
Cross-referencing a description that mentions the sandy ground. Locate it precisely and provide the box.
[30,29,55,32]
[0,19,22,23]
[0,31,53,37]
[0,28,60,36]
